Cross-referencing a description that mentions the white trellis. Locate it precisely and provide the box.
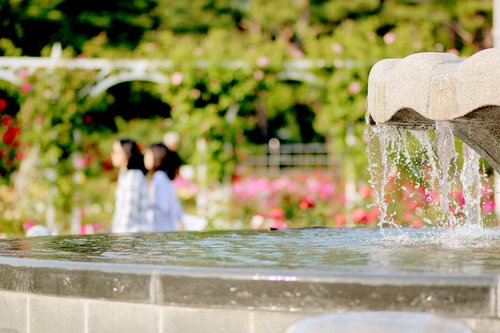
[0,44,362,98]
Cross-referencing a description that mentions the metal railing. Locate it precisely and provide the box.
[238,140,339,175]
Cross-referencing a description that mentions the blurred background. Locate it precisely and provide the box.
[0,0,496,236]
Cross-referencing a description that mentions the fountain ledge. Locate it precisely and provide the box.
[0,256,499,324]
[366,48,500,173]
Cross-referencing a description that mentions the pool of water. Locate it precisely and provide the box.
[1,227,500,275]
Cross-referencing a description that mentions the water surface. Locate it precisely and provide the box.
[1,228,500,275]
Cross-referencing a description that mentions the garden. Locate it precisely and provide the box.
[0,0,497,236]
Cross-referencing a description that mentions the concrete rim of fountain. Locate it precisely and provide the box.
[366,48,500,173]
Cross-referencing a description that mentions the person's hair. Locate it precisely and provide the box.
[148,142,169,174]
[118,138,146,174]
[165,146,181,180]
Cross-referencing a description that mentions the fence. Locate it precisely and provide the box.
[237,140,340,175]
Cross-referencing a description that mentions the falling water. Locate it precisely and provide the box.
[460,144,482,226]
[366,120,486,230]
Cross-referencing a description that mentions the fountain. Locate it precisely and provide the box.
[366,48,500,174]
[0,49,499,333]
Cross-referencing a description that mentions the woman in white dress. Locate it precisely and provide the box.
[144,143,184,232]
[110,138,150,233]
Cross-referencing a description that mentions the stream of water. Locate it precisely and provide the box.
[366,120,491,235]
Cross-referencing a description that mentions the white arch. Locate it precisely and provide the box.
[87,72,168,97]
[0,70,21,86]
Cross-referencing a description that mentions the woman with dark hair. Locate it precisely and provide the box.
[110,138,150,233]
[144,143,184,232]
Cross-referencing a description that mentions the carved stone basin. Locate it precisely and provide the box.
[366,48,500,173]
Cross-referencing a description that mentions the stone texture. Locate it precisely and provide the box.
[0,291,27,333]
[88,300,160,333]
[29,295,85,333]
[285,312,473,333]
[162,306,252,333]
[251,310,309,333]
[367,48,500,173]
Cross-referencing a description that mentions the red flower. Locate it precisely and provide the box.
[84,114,92,124]
[0,99,6,112]
[102,159,113,171]
[299,198,315,209]
[1,115,13,127]
[14,151,24,161]
[2,127,20,145]
[269,208,285,220]
[352,208,368,224]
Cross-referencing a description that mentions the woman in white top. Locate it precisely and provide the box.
[144,143,184,232]
[110,138,150,233]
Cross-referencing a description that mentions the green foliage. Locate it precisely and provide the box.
[16,68,102,226]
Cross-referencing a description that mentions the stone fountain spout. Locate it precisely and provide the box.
[366,48,500,174]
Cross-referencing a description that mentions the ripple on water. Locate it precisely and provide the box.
[1,228,500,275]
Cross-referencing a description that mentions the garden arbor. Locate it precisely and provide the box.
[0,44,350,98]
[1,44,353,232]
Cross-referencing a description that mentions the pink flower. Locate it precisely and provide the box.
[483,200,495,214]
[352,208,368,224]
[171,72,184,85]
[269,219,287,229]
[366,206,381,223]
[407,201,420,212]
[452,190,465,206]
[74,156,86,170]
[403,211,412,221]
[21,83,31,93]
[19,69,29,78]
[348,82,361,95]
[254,70,264,80]
[269,208,285,220]
[331,43,343,54]
[335,213,346,227]
[23,220,36,231]
[80,224,97,235]
[319,184,335,200]
[191,89,201,99]
[411,219,424,228]
[359,185,373,199]
[383,32,396,45]
[256,56,269,67]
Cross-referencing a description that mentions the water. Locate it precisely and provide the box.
[366,121,491,229]
[2,228,500,275]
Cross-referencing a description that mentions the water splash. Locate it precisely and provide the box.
[366,120,487,234]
